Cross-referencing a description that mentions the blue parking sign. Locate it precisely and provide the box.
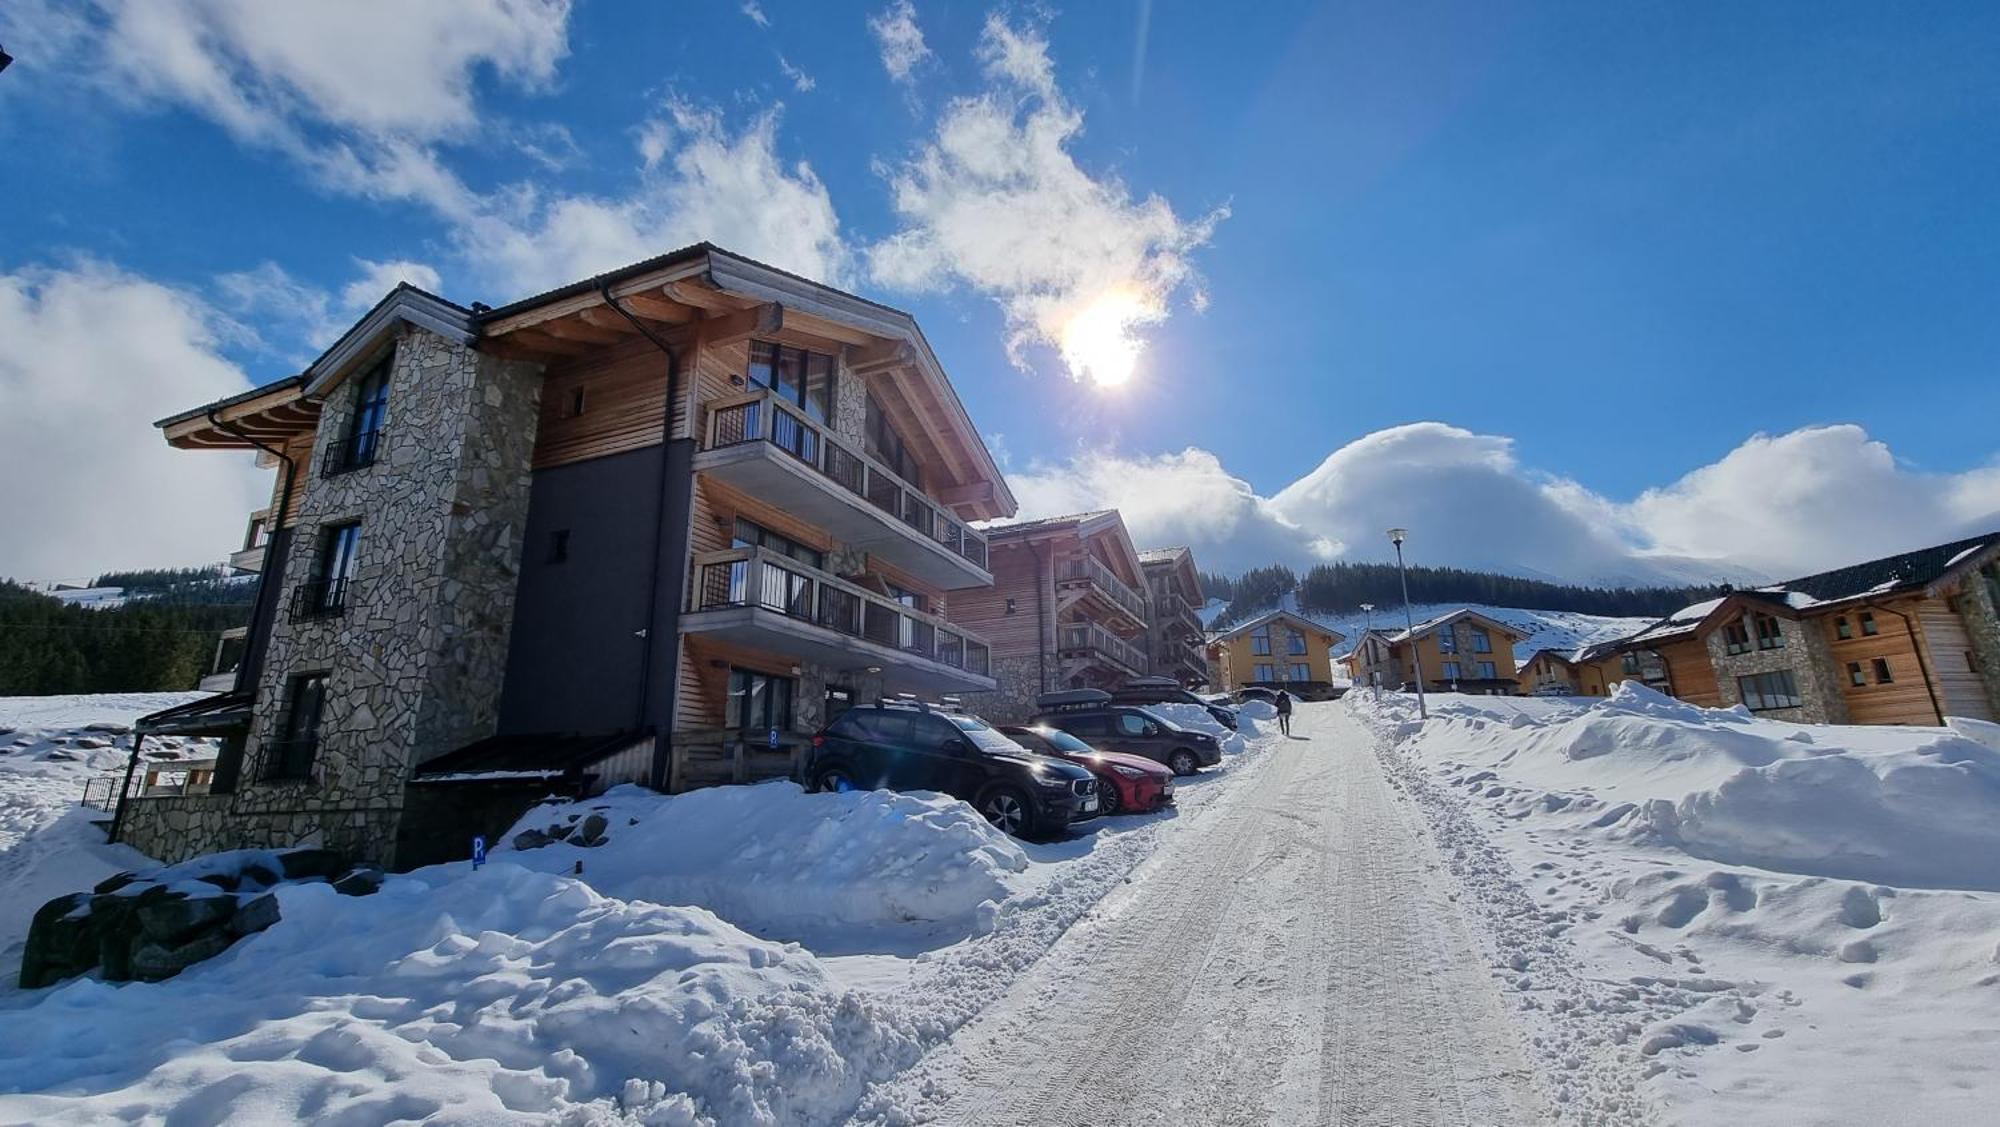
[767,727,780,749]
[472,835,487,869]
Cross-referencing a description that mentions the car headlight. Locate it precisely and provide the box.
[1112,765,1145,778]
[1035,774,1071,789]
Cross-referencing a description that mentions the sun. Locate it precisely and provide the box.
[1059,290,1159,389]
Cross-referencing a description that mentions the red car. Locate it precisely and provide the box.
[1000,724,1175,815]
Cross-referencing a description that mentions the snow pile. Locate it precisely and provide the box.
[0,863,919,1125]
[499,782,1029,943]
[1141,701,1265,754]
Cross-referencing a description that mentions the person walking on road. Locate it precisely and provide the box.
[1275,689,1294,736]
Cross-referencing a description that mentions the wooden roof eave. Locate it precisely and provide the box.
[159,390,321,452]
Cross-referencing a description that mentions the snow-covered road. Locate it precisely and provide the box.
[862,702,1545,1126]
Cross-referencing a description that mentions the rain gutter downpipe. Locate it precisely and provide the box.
[1866,599,1946,726]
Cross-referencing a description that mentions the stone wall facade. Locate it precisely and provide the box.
[1706,611,1849,725]
[959,653,1049,725]
[1956,564,2000,716]
[123,325,542,868]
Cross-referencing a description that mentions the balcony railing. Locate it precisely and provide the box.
[257,736,320,784]
[690,547,992,677]
[290,577,351,622]
[1057,555,1149,624]
[322,427,385,477]
[1060,620,1149,674]
[703,391,989,571]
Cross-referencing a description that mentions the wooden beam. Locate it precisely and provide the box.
[699,303,783,347]
[614,292,700,324]
[936,481,996,508]
[661,281,741,312]
[508,329,593,356]
[537,317,628,345]
[846,339,914,375]
[478,336,560,364]
[783,309,873,347]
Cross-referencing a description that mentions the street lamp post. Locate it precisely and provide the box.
[1359,602,1377,697]
[1388,529,1427,719]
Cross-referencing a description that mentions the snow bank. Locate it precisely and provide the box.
[0,863,919,1125]
[498,782,1029,943]
[1354,684,2000,890]
[1143,701,1259,754]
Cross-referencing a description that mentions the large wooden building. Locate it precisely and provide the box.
[1342,609,1524,696]
[123,243,1015,867]
[1616,533,2000,726]
[1138,547,1210,688]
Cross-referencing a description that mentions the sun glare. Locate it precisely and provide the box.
[1059,290,1158,389]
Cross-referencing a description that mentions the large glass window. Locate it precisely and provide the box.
[1253,663,1274,681]
[331,351,392,473]
[1441,661,1462,680]
[1477,661,1498,679]
[267,672,327,781]
[1438,628,1457,654]
[300,522,360,618]
[1286,630,1306,655]
[1251,625,1272,656]
[1754,614,1784,651]
[1737,670,1802,711]
[1723,619,1751,655]
[749,341,836,423]
[1289,662,1310,681]
[865,393,922,485]
[727,667,794,736]
[732,518,823,569]
[1470,628,1492,654]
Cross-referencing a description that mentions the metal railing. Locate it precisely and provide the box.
[690,546,992,677]
[703,391,990,571]
[1057,555,1149,624]
[258,737,320,784]
[322,427,385,477]
[290,577,351,621]
[1060,620,1149,674]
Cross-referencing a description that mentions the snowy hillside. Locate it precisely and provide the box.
[1350,686,2000,1124]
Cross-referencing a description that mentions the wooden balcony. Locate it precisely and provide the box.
[228,509,272,574]
[1060,620,1149,677]
[1057,555,1149,627]
[695,391,993,590]
[683,547,996,693]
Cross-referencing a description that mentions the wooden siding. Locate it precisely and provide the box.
[1827,600,1946,725]
[274,430,316,527]
[1922,596,1995,721]
[532,336,673,469]
[1656,638,1721,708]
[947,540,1052,664]
[677,635,808,731]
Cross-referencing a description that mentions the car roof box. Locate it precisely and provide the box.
[1121,676,1178,688]
[1036,688,1112,709]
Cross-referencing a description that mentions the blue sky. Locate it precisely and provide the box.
[3,1,1998,582]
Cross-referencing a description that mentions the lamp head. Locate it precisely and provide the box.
[1387,527,1408,547]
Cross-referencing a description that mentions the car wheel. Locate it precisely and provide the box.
[979,786,1036,837]
[1168,749,1199,776]
[1095,778,1122,816]
[813,767,854,794]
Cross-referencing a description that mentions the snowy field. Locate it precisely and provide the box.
[0,697,1287,1124]
[1349,685,2000,1124]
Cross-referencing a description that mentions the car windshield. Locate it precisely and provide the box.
[1032,727,1093,754]
[950,714,1026,754]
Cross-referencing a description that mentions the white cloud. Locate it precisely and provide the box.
[0,263,266,580]
[1010,423,2000,587]
[214,258,444,361]
[740,0,770,28]
[778,55,817,94]
[1005,447,1330,574]
[97,0,571,143]
[1623,425,2000,577]
[868,0,933,84]
[866,13,1225,387]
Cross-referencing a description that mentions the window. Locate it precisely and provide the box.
[547,529,570,564]
[1470,628,1492,654]
[1859,612,1879,637]
[748,341,836,424]
[1116,713,1150,736]
[1754,614,1784,651]
[1286,630,1306,655]
[1848,661,1866,687]
[864,393,921,485]
[1253,663,1274,681]
[1723,619,1751,655]
[727,668,794,736]
[1622,653,1642,676]
[1872,658,1894,684]
[564,386,588,418]
[1835,616,1853,640]
[732,518,824,569]
[1441,661,1462,681]
[266,672,327,781]
[1437,628,1457,654]
[1251,625,1272,656]
[884,582,928,613]
[1005,597,1017,616]
[329,352,391,475]
[1477,661,1498,679]
[1289,662,1310,681]
[1737,670,1802,712]
[298,522,360,619]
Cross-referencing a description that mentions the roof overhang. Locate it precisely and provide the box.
[157,377,320,451]
[302,284,475,397]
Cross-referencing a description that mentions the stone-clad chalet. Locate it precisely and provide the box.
[1614,533,2000,725]
[117,244,1018,867]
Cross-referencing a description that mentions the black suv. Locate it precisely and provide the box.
[1110,678,1239,730]
[1031,691,1224,776]
[808,702,1099,837]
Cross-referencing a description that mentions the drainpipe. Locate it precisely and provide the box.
[597,283,685,765]
[1032,540,1049,695]
[1867,600,1946,726]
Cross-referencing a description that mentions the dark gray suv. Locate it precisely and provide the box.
[1031,691,1223,776]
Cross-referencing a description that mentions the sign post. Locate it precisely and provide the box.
[471,835,487,870]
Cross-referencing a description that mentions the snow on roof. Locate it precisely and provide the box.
[1137,546,1189,564]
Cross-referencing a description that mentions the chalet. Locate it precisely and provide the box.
[1207,609,1344,695]
[1343,609,1525,695]
[1515,648,1582,695]
[115,243,1013,868]
[1138,546,1210,688]
[1616,532,2000,725]
[947,510,1152,720]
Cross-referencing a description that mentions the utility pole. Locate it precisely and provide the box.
[1388,529,1426,720]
